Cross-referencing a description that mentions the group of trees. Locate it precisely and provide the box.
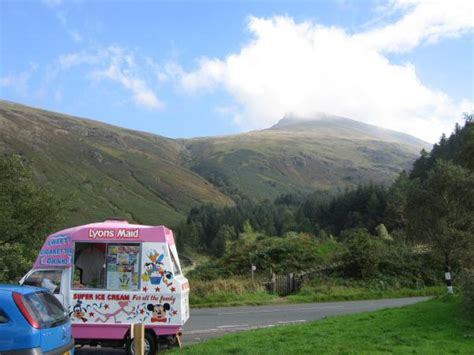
[0,155,63,282]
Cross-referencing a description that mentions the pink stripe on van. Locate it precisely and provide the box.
[72,323,181,339]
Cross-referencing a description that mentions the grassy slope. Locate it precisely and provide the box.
[189,276,443,308]
[0,101,429,226]
[0,101,233,227]
[183,116,428,200]
[177,296,474,354]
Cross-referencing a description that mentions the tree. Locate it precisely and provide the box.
[410,115,474,179]
[0,155,63,282]
[405,160,474,272]
[375,224,392,241]
[211,224,236,257]
[385,171,412,233]
[340,228,381,279]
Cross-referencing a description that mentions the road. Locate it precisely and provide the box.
[76,296,430,353]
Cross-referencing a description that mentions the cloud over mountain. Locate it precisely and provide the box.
[180,0,473,142]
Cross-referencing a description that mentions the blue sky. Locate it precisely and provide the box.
[1,0,473,142]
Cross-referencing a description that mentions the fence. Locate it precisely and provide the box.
[267,263,341,296]
[269,273,298,296]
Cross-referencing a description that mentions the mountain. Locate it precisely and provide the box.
[0,100,232,227]
[0,101,429,226]
[182,113,429,200]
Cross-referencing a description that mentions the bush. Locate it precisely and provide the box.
[460,269,474,312]
[376,242,440,288]
[340,228,381,280]
[189,232,336,280]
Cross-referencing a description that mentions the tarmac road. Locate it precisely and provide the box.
[75,296,430,353]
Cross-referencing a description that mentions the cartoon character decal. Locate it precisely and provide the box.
[69,299,178,324]
[142,250,164,283]
[70,300,88,322]
[141,249,174,291]
[119,273,130,290]
[147,303,170,323]
[163,270,173,287]
[90,301,135,323]
[142,263,154,282]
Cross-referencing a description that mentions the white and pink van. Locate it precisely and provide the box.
[20,219,190,354]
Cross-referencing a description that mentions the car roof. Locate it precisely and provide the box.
[0,284,46,295]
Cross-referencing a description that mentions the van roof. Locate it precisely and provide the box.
[53,220,159,236]
[33,220,176,269]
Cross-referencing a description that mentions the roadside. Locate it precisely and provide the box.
[182,296,431,345]
[173,295,474,354]
[189,277,443,308]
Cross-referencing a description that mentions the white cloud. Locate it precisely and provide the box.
[42,1,84,44]
[145,57,169,82]
[1,63,38,96]
[56,46,164,110]
[57,49,107,70]
[356,0,474,53]
[93,64,163,110]
[179,1,474,142]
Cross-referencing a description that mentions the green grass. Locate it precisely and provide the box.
[176,296,474,354]
[189,276,444,308]
[286,284,444,304]
[190,277,277,308]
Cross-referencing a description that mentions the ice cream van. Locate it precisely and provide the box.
[20,219,190,354]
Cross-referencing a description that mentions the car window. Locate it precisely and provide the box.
[169,246,182,276]
[24,291,67,328]
[23,270,62,294]
[0,308,8,323]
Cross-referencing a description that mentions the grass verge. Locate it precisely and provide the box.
[189,277,444,308]
[177,296,474,354]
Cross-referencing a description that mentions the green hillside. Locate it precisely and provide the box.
[0,102,429,228]
[0,100,232,227]
[182,113,429,200]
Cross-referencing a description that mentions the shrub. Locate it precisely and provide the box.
[376,242,440,288]
[189,232,335,280]
[340,228,381,280]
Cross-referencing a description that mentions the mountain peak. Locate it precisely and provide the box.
[271,112,351,130]
[270,112,355,131]
[268,112,429,149]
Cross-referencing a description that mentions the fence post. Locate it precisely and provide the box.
[272,272,276,294]
[131,323,144,355]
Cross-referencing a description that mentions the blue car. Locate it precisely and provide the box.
[0,284,74,354]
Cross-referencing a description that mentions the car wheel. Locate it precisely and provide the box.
[126,331,157,355]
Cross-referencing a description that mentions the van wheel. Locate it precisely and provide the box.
[126,331,157,355]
